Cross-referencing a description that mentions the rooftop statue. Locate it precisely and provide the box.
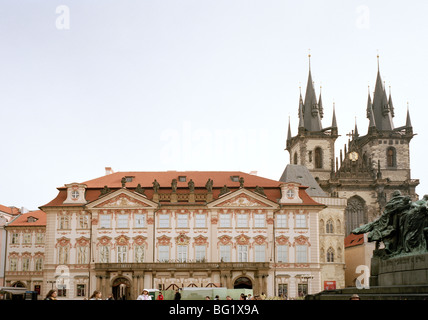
[352,190,428,258]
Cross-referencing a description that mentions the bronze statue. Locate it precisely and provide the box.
[135,183,146,195]
[121,177,127,188]
[205,178,213,192]
[219,185,230,196]
[239,177,244,188]
[100,185,111,196]
[352,190,428,258]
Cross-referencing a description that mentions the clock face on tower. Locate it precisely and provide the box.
[349,151,359,162]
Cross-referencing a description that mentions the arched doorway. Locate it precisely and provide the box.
[112,277,131,300]
[233,277,252,289]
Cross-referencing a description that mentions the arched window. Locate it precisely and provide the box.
[314,147,322,169]
[293,152,298,165]
[345,196,367,235]
[387,147,396,167]
[327,247,334,262]
[326,219,334,233]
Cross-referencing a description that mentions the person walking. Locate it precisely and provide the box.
[174,289,181,300]
[137,289,152,300]
[157,291,164,300]
[89,290,103,300]
[44,289,57,300]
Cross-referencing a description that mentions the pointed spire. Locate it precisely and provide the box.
[371,55,394,131]
[406,102,412,128]
[298,88,304,129]
[287,116,292,141]
[331,102,337,128]
[318,86,324,119]
[354,117,359,138]
[388,86,395,118]
[303,54,322,132]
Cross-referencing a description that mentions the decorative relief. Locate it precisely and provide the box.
[157,235,171,246]
[95,193,149,208]
[115,235,130,246]
[75,237,90,247]
[294,235,310,246]
[55,237,71,248]
[235,234,250,245]
[276,235,291,246]
[133,235,147,246]
[218,235,232,246]
[253,235,267,245]
[175,233,190,245]
[194,235,208,246]
[216,194,268,207]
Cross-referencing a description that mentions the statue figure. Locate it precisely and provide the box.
[205,178,213,192]
[400,194,428,254]
[100,185,111,196]
[121,177,127,188]
[354,190,428,258]
[171,179,177,193]
[239,177,244,188]
[188,179,195,192]
[219,185,230,196]
[135,183,146,195]
[254,186,266,196]
[152,179,160,193]
[352,190,411,255]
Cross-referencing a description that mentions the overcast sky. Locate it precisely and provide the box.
[1,1,427,210]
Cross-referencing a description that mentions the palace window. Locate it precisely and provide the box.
[219,214,231,228]
[58,215,70,229]
[296,245,308,263]
[276,214,287,228]
[35,258,43,271]
[277,245,288,263]
[77,246,89,264]
[158,245,169,262]
[9,258,17,271]
[58,246,69,265]
[293,152,298,165]
[76,284,86,297]
[278,284,288,298]
[195,245,206,262]
[79,215,89,229]
[117,246,127,263]
[237,214,248,228]
[158,214,170,228]
[296,214,307,228]
[195,214,206,228]
[177,245,188,262]
[22,258,30,271]
[254,245,266,262]
[219,245,231,262]
[177,214,188,228]
[237,245,248,262]
[298,284,308,297]
[134,214,146,228]
[99,214,111,229]
[11,233,19,245]
[99,246,110,263]
[117,214,129,229]
[345,196,367,235]
[135,245,145,263]
[254,213,265,228]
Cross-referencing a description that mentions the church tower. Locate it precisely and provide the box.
[286,54,339,183]
[286,55,419,236]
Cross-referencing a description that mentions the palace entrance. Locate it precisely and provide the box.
[112,277,131,300]
[233,277,252,289]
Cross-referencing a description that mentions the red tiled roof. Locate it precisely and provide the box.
[0,204,20,215]
[41,171,324,208]
[7,210,46,227]
[344,233,365,248]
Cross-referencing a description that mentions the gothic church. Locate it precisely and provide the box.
[286,56,419,235]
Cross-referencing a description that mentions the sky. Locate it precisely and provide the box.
[1,0,427,211]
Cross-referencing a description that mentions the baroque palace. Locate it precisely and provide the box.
[2,56,418,299]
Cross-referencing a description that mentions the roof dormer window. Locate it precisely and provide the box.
[27,216,38,223]
[178,176,187,182]
[231,176,239,182]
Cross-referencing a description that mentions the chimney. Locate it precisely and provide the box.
[105,167,114,175]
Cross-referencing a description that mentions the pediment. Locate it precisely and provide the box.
[86,189,157,209]
[209,189,277,208]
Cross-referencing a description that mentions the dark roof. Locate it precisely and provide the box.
[279,164,327,197]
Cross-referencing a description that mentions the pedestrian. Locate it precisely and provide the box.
[137,289,152,300]
[157,291,164,300]
[247,294,253,300]
[89,290,103,300]
[174,289,181,300]
[226,295,233,300]
[350,294,361,300]
[240,293,247,300]
[106,293,114,300]
[260,292,266,300]
[44,289,57,300]
[214,295,220,300]
[205,296,211,300]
